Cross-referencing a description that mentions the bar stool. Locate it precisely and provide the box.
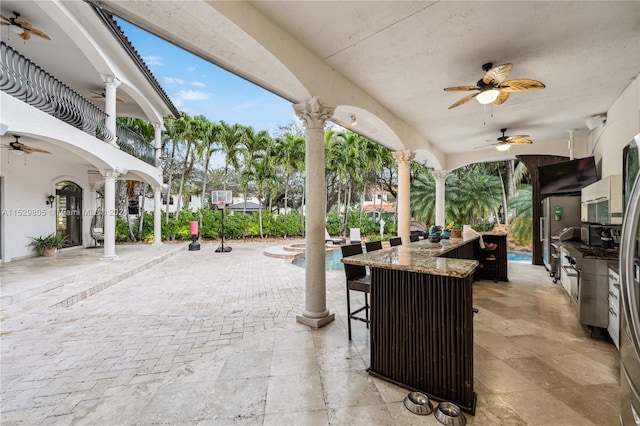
[365,240,383,252]
[341,243,371,340]
[389,236,402,247]
[409,234,420,242]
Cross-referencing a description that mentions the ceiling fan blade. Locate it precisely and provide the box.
[13,17,32,29]
[505,135,529,141]
[90,90,123,103]
[0,14,11,24]
[499,79,545,92]
[18,31,31,41]
[507,137,533,145]
[448,92,479,109]
[26,146,51,154]
[482,63,512,85]
[28,28,51,40]
[494,90,510,105]
[443,85,479,92]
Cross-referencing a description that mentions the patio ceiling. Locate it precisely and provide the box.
[6,1,638,170]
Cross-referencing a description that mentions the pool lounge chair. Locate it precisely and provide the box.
[325,229,346,245]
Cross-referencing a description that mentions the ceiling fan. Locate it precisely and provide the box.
[0,11,50,41]
[483,128,532,151]
[444,63,545,109]
[90,90,124,103]
[2,135,51,154]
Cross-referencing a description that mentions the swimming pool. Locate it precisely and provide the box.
[291,248,532,270]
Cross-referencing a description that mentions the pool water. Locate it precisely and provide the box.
[291,248,532,270]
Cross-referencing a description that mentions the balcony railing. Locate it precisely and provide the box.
[116,122,155,165]
[0,41,155,166]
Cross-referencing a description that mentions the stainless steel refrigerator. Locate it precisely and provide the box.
[620,133,640,425]
[541,195,581,271]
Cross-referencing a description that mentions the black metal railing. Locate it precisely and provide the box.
[0,41,156,166]
[116,122,155,165]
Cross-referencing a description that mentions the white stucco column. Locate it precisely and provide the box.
[101,169,119,259]
[433,170,448,227]
[153,185,162,245]
[393,150,415,245]
[293,97,335,328]
[153,122,164,245]
[101,74,121,148]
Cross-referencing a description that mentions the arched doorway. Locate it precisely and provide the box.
[56,181,82,247]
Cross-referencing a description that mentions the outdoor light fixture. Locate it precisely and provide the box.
[350,114,357,126]
[9,26,25,35]
[46,195,55,207]
[476,88,500,105]
[496,144,510,151]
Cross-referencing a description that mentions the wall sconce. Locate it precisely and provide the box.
[46,195,55,207]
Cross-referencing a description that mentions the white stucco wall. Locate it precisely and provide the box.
[1,155,94,261]
[590,73,640,178]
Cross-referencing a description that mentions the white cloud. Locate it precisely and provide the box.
[144,55,164,66]
[191,81,206,87]
[188,65,197,72]
[178,89,210,101]
[163,77,186,85]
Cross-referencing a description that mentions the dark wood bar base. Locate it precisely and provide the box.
[475,233,509,282]
[368,266,477,415]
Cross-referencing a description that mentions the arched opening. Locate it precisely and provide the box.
[55,181,83,247]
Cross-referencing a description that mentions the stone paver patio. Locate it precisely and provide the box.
[0,241,619,425]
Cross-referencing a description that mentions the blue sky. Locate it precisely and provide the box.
[117,19,297,134]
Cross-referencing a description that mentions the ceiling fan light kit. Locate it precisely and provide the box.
[496,144,511,151]
[9,25,24,35]
[476,88,500,105]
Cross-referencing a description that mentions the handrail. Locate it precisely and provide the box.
[0,41,114,143]
[116,122,155,165]
[0,41,156,166]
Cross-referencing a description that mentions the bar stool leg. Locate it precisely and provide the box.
[346,284,352,340]
[365,293,369,329]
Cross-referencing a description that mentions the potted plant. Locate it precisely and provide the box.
[27,233,66,256]
[447,222,463,239]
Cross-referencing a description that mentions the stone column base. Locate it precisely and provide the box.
[296,313,335,328]
[100,255,120,261]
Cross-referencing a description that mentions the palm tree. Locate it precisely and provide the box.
[457,167,503,226]
[174,113,197,223]
[239,126,271,215]
[509,184,533,245]
[410,171,436,224]
[272,133,305,236]
[161,115,188,224]
[194,118,219,210]
[117,117,155,239]
[218,120,243,191]
[253,140,278,238]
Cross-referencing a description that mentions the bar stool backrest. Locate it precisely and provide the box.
[389,237,402,247]
[365,240,383,252]
[341,243,366,280]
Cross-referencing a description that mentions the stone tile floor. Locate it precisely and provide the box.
[0,240,620,425]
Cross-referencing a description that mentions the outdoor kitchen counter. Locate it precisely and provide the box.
[342,235,479,414]
[341,235,479,277]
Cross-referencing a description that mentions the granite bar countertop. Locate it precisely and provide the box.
[341,236,480,278]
